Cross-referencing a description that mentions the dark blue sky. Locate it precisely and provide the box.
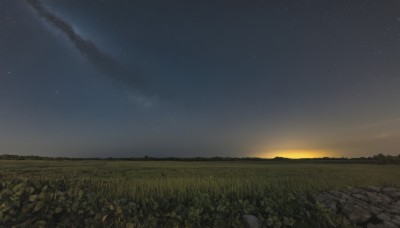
[1,0,400,158]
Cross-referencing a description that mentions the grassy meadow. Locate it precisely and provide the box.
[1,160,400,227]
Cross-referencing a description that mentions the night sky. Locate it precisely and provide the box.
[1,0,400,158]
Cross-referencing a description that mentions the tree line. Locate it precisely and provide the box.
[0,153,399,163]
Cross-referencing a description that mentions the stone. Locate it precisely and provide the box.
[389,205,400,215]
[320,192,345,202]
[367,186,382,192]
[383,221,397,228]
[315,187,400,227]
[377,213,391,222]
[323,200,338,212]
[348,211,372,224]
[353,193,368,201]
[341,202,354,213]
[380,196,394,205]
[367,224,385,228]
[390,218,400,227]
[368,205,383,215]
[342,203,372,224]
[352,198,370,210]
[385,191,400,200]
[382,187,398,194]
[330,190,350,200]
[391,210,400,216]
[367,192,385,204]
[242,214,262,228]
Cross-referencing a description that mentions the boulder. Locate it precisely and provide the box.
[242,214,262,228]
[342,202,372,224]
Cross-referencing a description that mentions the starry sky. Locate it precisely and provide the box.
[1,0,400,158]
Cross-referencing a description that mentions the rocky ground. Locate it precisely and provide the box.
[315,186,400,228]
[3,179,399,227]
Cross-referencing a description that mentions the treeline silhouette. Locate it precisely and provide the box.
[0,153,399,164]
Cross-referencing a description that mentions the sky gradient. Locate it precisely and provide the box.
[1,0,400,158]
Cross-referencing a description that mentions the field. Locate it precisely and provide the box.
[1,160,400,227]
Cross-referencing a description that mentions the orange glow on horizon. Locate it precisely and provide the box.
[257,150,333,159]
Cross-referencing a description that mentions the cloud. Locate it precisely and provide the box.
[355,118,400,129]
[26,0,143,89]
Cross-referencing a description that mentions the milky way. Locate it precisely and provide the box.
[26,0,143,88]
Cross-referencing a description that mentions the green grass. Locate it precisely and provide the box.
[2,160,400,199]
[1,160,400,227]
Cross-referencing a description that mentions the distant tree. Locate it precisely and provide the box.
[273,156,289,160]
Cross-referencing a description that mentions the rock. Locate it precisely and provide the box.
[367,186,382,192]
[353,193,368,201]
[382,195,394,204]
[326,200,338,212]
[242,214,262,228]
[341,202,354,214]
[349,188,359,194]
[382,187,398,194]
[389,205,400,215]
[383,221,397,228]
[352,198,370,210]
[315,194,340,212]
[315,187,400,226]
[367,224,385,228]
[377,213,391,222]
[367,192,383,204]
[390,218,400,227]
[347,210,372,224]
[330,190,350,201]
[368,205,383,215]
[342,203,372,224]
[385,191,400,200]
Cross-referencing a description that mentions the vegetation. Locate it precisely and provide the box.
[1,153,400,163]
[1,160,400,227]
[0,154,288,161]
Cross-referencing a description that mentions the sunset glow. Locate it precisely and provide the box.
[258,150,333,159]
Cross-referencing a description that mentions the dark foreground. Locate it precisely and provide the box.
[1,160,400,227]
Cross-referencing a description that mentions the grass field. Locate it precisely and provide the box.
[1,160,400,227]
